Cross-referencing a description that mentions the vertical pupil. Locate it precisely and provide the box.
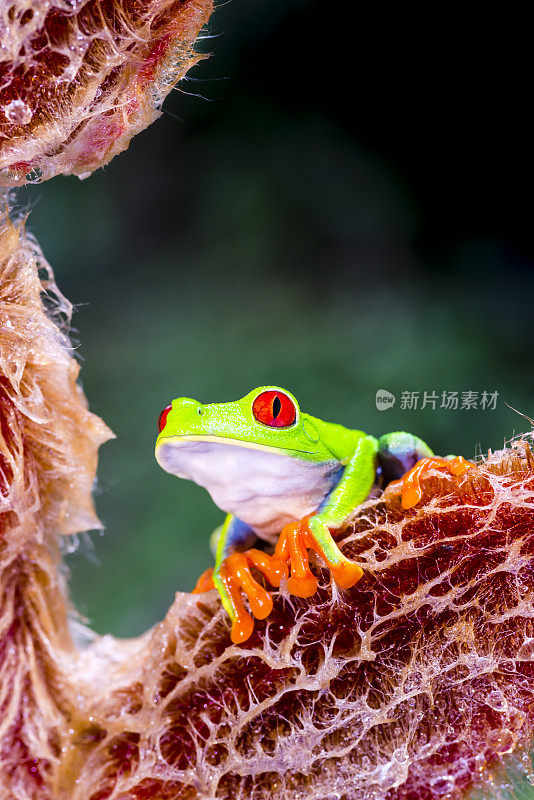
[272,395,282,418]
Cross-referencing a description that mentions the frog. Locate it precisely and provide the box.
[155,386,473,644]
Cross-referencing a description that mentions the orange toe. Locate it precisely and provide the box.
[217,548,288,642]
[446,455,474,476]
[401,487,422,509]
[392,456,475,510]
[192,567,215,594]
[328,559,364,590]
[218,561,256,644]
[224,552,275,619]
[276,521,320,598]
[246,549,288,588]
[287,572,318,597]
[275,517,364,596]
[231,613,255,644]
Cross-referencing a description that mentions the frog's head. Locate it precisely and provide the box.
[155,386,335,479]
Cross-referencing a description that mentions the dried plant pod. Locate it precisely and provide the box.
[0,206,111,799]
[66,443,534,800]
[0,0,213,186]
[2,210,534,799]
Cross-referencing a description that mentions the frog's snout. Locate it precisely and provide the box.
[173,397,205,419]
[174,397,200,409]
[157,397,208,440]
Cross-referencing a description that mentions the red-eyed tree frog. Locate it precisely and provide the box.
[155,387,473,644]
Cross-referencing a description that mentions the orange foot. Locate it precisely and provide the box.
[273,515,364,598]
[199,550,288,644]
[384,455,475,509]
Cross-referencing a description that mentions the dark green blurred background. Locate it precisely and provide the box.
[18,3,534,639]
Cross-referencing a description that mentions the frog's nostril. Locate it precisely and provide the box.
[197,407,204,416]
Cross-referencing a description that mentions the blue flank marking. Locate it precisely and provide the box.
[226,516,257,553]
[316,465,344,512]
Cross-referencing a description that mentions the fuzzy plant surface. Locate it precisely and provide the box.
[1,209,534,799]
[0,0,212,185]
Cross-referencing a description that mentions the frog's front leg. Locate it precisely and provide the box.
[274,435,377,597]
[194,514,287,644]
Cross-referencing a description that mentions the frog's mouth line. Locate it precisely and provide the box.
[156,434,315,457]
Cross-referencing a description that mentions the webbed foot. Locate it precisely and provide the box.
[214,550,288,644]
[383,455,474,509]
[274,514,364,598]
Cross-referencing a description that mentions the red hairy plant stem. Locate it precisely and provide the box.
[0,208,111,799]
[0,0,213,186]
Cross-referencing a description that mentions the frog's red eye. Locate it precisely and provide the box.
[158,404,172,433]
[252,390,297,428]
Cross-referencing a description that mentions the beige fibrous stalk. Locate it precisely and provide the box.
[2,3,534,800]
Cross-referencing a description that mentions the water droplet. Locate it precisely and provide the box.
[517,638,534,660]
[393,746,408,762]
[430,775,455,796]
[64,534,79,554]
[4,99,33,125]
[486,691,507,711]
[25,166,43,184]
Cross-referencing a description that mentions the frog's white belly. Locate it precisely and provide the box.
[156,438,339,538]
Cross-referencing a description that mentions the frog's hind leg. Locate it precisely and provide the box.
[194,514,288,644]
[378,432,474,509]
[377,432,434,485]
[193,516,258,595]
